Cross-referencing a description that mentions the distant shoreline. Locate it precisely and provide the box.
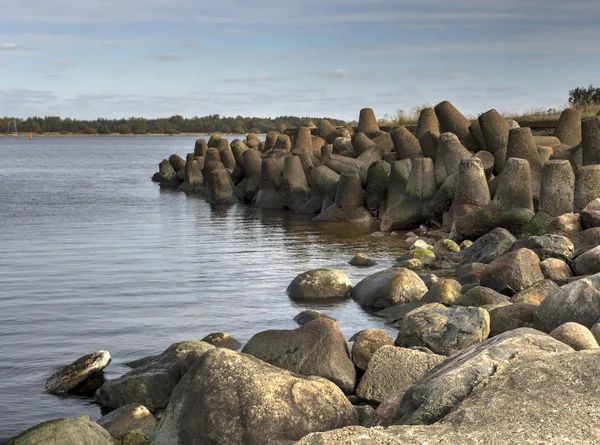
[4,132,261,138]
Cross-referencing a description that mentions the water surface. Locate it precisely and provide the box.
[0,136,407,437]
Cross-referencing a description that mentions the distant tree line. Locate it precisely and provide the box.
[1,115,348,135]
[568,84,600,108]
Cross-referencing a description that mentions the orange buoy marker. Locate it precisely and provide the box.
[29,132,33,140]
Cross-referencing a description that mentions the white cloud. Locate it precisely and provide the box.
[0,42,18,50]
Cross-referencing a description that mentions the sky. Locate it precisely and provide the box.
[0,0,599,121]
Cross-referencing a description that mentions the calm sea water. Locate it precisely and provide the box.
[0,136,407,438]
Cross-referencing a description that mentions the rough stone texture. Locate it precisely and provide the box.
[534,272,600,332]
[6,416,114,445]
[458,286,510,307]
[95,341,215,411]
[392,328,572,425]
[539,160,575,217]
[200,333,241,350]
[349,253,377,267]
[396,248,436,265]
[351,329,394,371]
[488,303,536,337]
[457,263,487,286]
[293,310,334,326]
[96,404,157,439]
[352,268,428,309]
[540,258,574,281]
[505,127,542,198]
[550,322,600,350]
[242,318,356,394]
[374,301,428,326]
[44,350,111,395]
[582,116,600,166]
[571,227,600,251]
[592,320,600,344]
[546,214,580,241]
[479,248,544,296]
[152,348,358,445]
[120,430,150,445]
[554,108,582,147]
[365,161,390,211]
[286,269,352,300]
[395,303,490,356]
[297,349,600,445]
[510,279,559,306]
[582,198,600,228]
[420,279,462,305]
[510,234,574,262]
[575,165,600,212]
[572,245,600,276]
[460,228,516,265]
[355,346,445,404]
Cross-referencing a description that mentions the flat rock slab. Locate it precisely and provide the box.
[44,350,111,395]
[395,303,490,356]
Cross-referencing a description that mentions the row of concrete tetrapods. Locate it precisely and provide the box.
[152,101,600,241]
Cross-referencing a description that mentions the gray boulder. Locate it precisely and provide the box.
[242,318,356,394]
[200,333,241,350]
[510,279,559,306]
[44,350,111,395]
[460,227,516,265]
[392,327,572,425]
[488,303,536,337]
[534,272,600,332]
[293,310,335,326]
[479,248,544,296]
[351,268,428,309]
[540,258,573,281]
[95,341,214,411]
[510,234,574,262]
[395,303,490,356]
[571,245,600,276]
[286,269,352,300]
[349,253,377,267]
[6,416,113,445]
[152,348,358,445]
[458,286,510,307]
[355,346,445,404]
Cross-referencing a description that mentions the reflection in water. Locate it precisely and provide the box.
[0,136,409,437]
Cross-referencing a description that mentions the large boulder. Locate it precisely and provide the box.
[550,322,599,350]
[510,234,574,262]
[44,350,111,395]
[510,279,559,305]
[6,416,113,445]
[351,268,427,309]
[355,346,445,404]
[457,286,510,307]
[286,269,352,300]
[242,318,356,394]
[460,227,516,265]
[95,341,214,411]
[540,258,573,281]
[152,348,358,445]
[96,404,157,439]
[351,329,394,371]
[395,303,490,356]
[420,279,462,305]
[297,348,600,444]
[391,327,572,425]
[479,248,544,296]
[571,245,600,276]
[534,272,600,332]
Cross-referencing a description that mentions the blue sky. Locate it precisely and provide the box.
[1,0,599,121]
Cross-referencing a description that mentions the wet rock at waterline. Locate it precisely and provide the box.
[96,404,157,440]
[351,268,428,309]
[152,348,358,445]
[294,310,335,326]
[242,318,356,394]
[349,253,377,267]
[200,332,241,350]
[5,416,114,445]
[95,341,215,411]
[286,269,352,300]
[44,350,111,395]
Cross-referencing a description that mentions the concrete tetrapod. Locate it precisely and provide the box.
[478,109,510,175]
[434,100,479,151]
[554,108,582,147]
[539,160,574,217]
[416,108,440,159]
[357,108,381,137]
[582,117,600,166]
[390,126,422,160]
[505,127,542,200]
[313,170,373,223]
[379,158,437,231]
[574,165,600,213]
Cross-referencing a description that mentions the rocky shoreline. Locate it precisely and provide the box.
[7,102,600,444]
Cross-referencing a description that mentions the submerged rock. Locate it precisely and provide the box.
[200,333,241,350]
[293,310,335,326]
[44,350,111,395]
[152,348,358,445]
[349,253,377,267]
